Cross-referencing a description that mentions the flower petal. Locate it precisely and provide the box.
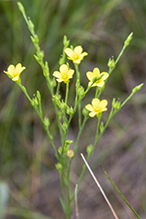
[95,81,104,87]
[100,99,108,107]
[68,69,74,78]
[85,104,93,111]
[60,64,68,73]
[64,48,74,58]
[92,98,100,108]
[86,72,94,81]
[93,68,100,76]
[53,71,61,78]
[74,46,83,54]
[102,72,109,80]
[89,111,97,117]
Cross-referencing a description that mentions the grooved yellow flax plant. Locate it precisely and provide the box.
[3,3,143,218]
[85,98,108,117]
[64,46,88,64]
[86,67,109,87]
[3,63,26,83]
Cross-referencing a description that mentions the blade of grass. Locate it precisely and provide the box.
[100,164,141,219]
[81,153,119,219]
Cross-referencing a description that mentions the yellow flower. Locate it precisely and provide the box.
[85,98,108,117]
[53,64,74,83]
[4,63,26,82]
[64,46,88,64]
[66,149,74,158]
[86,67,109,87]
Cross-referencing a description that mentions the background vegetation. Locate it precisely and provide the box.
[0,0,146,218]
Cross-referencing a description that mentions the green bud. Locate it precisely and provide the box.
[28,19,35,35]
[66,106,74,115]
[60,101,66,110]
[77,86,85,97]
[34,55,39,62]
[39,50,44,59]
[61,122,68,131]
[31,35,39,46]
[58,111,62,120]
[86,145,93,154]
[32,96,39,106]
[108,58,115,68]
[100,122,104,133]
[59,57,64,66]
[58,147,62,154]
[44,61,50,77]
[124,32,133,47]
[52,95,61,108]
[63,35,70,48]
[55,163,62,171]
[44,117,50,127]
[82,107,89,116]
[112,98,121,110]
[65,140,73,148]
[17,2,25,14]
[132,83,143,94]
[37,90,41,102]
[50,78,56,88]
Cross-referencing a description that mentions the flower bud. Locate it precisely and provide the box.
[86,145,93,154]
[56,163,62,171]
[108,58,115,68]
[66,150,74,158]
[44,117,50,127]
[124,32,133,47]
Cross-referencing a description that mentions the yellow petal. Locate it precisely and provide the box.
[89,111,97,117]
[85,104,93,111]
[93,68,100,76]
[80,52,88,58]
[86,71,94,81]
[102,72,109,80]
[60,64,68,73]
[68,69,74,78]
[56,78,63,83]
[64,48,74,58]
[12,75,19,81]
[92,98,100,108]
[100,99,108,108]
[53,71,61,78]
[95,81,104,87]
[7,65,15,76]
[74,46,83,54]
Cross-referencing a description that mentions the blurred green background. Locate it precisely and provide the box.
[0,0,146,218]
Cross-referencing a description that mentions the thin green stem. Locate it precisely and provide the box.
[101,166,141,219]
[75,64,80,81]
[74,115,89,154]
[65,82,69,106]
[95,87,98,98]
[56,82,60,94]
[19,83,59,160]
[109,44,127,76]
[75,64,81,128]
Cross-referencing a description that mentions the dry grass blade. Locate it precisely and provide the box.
[81,153,119,219]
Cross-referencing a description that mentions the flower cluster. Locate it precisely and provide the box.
[4,43,109,119]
